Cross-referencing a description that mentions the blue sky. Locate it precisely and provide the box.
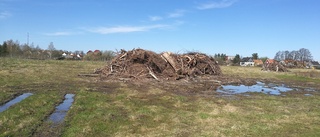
[1,0,319,60]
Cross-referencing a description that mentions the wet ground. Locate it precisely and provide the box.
[125,75,320,97]
[48,94,75,124]
[0,93,33,113]
[32,94,75,137]
[217,81,294,95]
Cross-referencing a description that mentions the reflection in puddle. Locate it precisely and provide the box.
[48,94,74,123]
[0,93,33,113]
[217,82,294,95]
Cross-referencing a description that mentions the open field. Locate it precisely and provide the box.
[1,58,320,136]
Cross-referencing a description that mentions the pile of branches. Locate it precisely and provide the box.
[94,49,221,81]
[262,63,289,72]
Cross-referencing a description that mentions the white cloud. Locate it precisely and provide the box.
[87,24,169,34]
[149,16,163,21]
[196,0,238,10]
[0,11,11,19]
[168,9,186,18]
[44,31,73,36]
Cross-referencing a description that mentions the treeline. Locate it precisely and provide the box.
[0,39,115,61]
[215,48,314,66]
[274,48,313,62]
[214,53,267,66]
[0,40,69,59]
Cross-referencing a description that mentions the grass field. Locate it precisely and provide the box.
[1,58,320,136]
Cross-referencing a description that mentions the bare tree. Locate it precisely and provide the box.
[21,44,32,58]
[47,42,55,59]
[5,40,22,57]
[47,42,55,51]
[274,48,313,62]
[289,50,299,60]
[284,50,290,60]
[274,51,282,61]
[298,48,312,62]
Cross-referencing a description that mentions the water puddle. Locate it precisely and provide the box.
[0,93,33,113]
[48,94,74,123]
[217,82,294,95]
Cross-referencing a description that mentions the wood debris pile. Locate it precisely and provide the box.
[262,63,289,72]
[94,49,221,81]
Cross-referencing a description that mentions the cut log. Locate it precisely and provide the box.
[161,52,181,73]
[147,66,159,81]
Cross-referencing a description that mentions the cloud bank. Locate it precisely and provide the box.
[149,16,163,21]
[87,24,169,34]
[168,9,186,18]
[0,11,11,19]
[44,31,74,36]
[197,0,238,10]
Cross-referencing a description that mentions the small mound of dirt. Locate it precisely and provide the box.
[94,48,221,81]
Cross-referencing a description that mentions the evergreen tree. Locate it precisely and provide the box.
[0,43,2,56]
[233,54,241,65]
[252,53,258,60]
[0,42,9,57]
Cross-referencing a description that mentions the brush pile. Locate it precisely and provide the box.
[94,49,221,81]
[262,63,289,72]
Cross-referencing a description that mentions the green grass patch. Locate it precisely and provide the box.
[62,90,130,137]
[0,92,18,105]
[63,88,202,136]
[0,58,106,92]
[277,74,320,83]
[64,87,318,136]
[0,92,64,136]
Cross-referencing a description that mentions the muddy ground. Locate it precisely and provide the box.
[89,73,320,97]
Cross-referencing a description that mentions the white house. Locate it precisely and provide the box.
[240,57,254,66]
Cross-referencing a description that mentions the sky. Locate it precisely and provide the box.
[1,0,320,60]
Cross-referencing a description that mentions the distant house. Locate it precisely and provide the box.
[65,53,75,59]
[253,59,263,66]
[265,59,276,65]
[62,53,67,57]
[307,61,320,69]
[225,56,235,61]
[240,57,254,66]
[93,50,102,55]
[87,50,93,54]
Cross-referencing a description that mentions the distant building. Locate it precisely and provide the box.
[265,59,276,64]
[307,61,320,69]
[87,50,93,54]
[62,53,67,57]
[254,59,263,66]
[225,56,235,61]
[240,57,254,66]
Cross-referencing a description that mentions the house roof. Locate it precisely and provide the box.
[310,61,320,66]
[265,59,276,64]
[254,59,263,64]
[241,57,253,62]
